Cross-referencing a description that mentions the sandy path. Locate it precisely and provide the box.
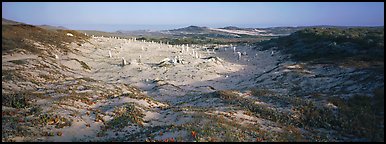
[73,37,282,96]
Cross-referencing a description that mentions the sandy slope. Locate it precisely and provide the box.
[2,36,383,142]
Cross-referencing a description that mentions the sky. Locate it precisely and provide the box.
[2,2,384,32]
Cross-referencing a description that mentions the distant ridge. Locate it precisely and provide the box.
[170,25,210,32]
[38,24,68,30]
[2,18,24,25]
[2,18,68,30]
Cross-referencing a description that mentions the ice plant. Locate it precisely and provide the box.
[255,137,263,142]
[191,131,197,139]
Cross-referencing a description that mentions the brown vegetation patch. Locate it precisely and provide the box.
[2,23,89,55]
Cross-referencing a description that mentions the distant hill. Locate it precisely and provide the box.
[167,25,305,37]
[112,25,307,38]
[216,26,313,36]
[38,24,68,30]
[169,25,210,33]
[221,26,246,30]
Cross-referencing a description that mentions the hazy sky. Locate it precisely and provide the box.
[2,2,384,31]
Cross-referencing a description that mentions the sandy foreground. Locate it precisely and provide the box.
[2,36,382,142]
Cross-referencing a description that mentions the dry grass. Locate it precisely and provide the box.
[9,59,28,65]
[69,58,92,70]
[2,91,44,108]
[211,90,292,129]
[105,102,145,129]
[2,23,89,55]
[326,94,384,141]
[214,87,384,141]
[250,88,275,96]
[33,113,72,128]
